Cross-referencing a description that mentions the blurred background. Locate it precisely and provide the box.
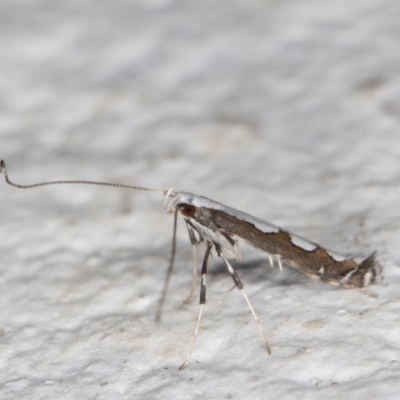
[1,0,400,398]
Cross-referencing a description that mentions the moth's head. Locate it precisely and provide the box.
[164,191,198,219]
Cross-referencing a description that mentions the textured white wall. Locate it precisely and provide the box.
[1,0,400,398]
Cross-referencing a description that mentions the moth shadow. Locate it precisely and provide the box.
[208,256,309,287]
[81,246,308,291]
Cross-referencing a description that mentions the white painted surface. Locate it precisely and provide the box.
[1,1,400,399]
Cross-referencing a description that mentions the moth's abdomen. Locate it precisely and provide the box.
[206,207,382,289]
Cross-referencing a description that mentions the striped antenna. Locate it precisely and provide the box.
[0,160,166,195]
[1,159,178,323]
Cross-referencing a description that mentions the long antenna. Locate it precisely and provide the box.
[0,160,165,194]
[1,159,177,324]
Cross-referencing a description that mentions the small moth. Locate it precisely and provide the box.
[0,160,381,369]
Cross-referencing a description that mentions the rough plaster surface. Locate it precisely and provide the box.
[1,1,400,399]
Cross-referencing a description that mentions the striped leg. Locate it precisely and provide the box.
[179,241,212,370]
[218,251,271,355]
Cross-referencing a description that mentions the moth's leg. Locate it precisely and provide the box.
[276,255,283,272]
[156,208,179,322]
[183,222,199,304]
[179,241,213,370]
[220,230,242,262]
[218,251,271,355]
[268,254,282,272]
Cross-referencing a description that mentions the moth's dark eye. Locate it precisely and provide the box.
[179,204,197,217]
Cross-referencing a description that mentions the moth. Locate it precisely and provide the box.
[0,160,381,369]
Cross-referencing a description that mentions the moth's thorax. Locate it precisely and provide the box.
[165,191,240,259]
[165,191,226,216]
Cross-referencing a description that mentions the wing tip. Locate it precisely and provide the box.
[356,250,382,287]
